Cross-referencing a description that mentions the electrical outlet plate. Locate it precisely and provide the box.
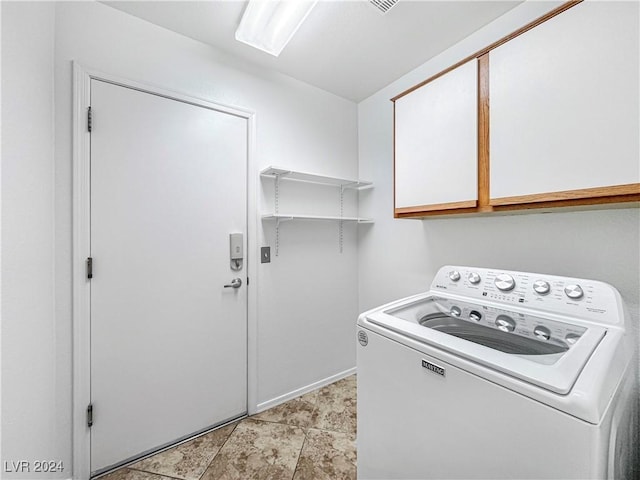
[261,246,271,263]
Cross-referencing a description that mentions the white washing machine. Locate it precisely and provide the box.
[357,266,638,480]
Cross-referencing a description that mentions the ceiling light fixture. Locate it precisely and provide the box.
[235,0,318,57]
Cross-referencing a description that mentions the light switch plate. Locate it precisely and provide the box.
[261,246,271,263]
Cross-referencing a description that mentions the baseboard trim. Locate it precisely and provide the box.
[256,367,357,413]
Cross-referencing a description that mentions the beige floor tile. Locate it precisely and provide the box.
[129,423,236,480]
[252,391,318,428]
[200,418,306,480]
[293,428,356,480]
[98,468,175,480]
[104,376,357,480]
[312,375,357,434]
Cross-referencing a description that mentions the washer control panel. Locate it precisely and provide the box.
[431,266,621,324]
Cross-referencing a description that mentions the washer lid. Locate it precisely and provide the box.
[368,295,606,394]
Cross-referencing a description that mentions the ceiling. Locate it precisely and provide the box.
[103,1,522,102]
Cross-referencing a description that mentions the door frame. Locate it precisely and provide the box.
[71,62,258,480]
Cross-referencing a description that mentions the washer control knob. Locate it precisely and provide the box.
[494,274,516,292]
[450,306,462,317]
[564,284,584,300]
[495,314,516,332]
[468,272,481,284]
[533,280,551,295]
[449,270,461,282]
[469,310,482,322]
[533,325,551,341]
[565,333,582,346]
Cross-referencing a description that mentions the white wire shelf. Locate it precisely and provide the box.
[260,166,372,189]
[261,166,374,255]
[262,213,374,223]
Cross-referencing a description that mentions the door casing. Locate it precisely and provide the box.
[71,62,258,480]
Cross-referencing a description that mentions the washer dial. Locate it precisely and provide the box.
[564,284,584,300]
[533,280,551,295]
[468,272,481,284]
[494,273,516,292]
[449,270,461,282]
[495,314,516,332]
[450,306,462,317]
[469,310,482,322]
[533,325,551,340]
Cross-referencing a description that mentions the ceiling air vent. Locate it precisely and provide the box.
[369,0,399,14]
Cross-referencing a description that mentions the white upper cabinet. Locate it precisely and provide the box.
[489,1,639,203]
[394,59,478,212]
[392,1,638,218]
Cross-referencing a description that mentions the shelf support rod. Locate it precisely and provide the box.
[339,186,345,254]
[274,174,282,256]
[274,174,281,215]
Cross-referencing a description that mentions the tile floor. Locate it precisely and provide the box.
[100,375,357,480]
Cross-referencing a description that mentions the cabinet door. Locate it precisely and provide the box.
[489,2,639,204]
[394,59,478,214]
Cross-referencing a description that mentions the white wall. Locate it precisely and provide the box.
[358,0,639,374]
[3,1,358,478]
[1,2,59,479]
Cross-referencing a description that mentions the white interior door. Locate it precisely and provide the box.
[90,79,248,474]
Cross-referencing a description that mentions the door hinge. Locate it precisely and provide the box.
[87,404,93,428]
[88,106,92,133]
[87,257,93,279]
[247,277,249,286]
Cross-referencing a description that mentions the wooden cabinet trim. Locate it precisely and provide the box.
[477,54,490,209]
[392,100,397,216]
[395,200,477,216]
[397,195,640,218]
[490,184,640,206]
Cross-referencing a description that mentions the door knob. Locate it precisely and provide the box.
[224,278,242,289]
